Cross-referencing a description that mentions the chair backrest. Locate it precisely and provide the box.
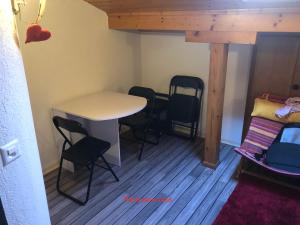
[168,75,204,122]
[53,116,88,145]
[128,86,156,113]
[169,75,204,98]
[168,94,199,123]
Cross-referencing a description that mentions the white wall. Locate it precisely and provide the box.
[17,0,141,172]
[222,45,253,146]
[140,32,252,146]
[0,1,50,224]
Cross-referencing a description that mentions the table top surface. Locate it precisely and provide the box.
[53,91,147,121]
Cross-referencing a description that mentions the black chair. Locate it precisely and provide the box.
[119,86,157,160]
[53,116,119,205]
[168,75,204,139]
[153,92,170,135]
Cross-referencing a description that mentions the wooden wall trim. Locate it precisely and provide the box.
[108,9,300,32]
[186,31,257,44]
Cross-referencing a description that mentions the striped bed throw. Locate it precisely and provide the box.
[240,117,284,158]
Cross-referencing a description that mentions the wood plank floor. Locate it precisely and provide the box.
[44,135,240,225]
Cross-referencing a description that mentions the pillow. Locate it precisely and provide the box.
[251,98,300,123]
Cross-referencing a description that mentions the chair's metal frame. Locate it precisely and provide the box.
[119,86,158,160]
[53,116,119,206]
[168,75,204,140]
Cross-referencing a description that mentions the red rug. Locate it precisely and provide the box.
[213,175,300,225]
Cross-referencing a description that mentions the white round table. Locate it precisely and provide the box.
[53,91,147,169]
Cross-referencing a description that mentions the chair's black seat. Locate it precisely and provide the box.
[119,112,152,129]
[63,136,110,164]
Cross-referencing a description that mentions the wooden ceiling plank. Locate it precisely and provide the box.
[186,31,257,44]
[84,0,300,13]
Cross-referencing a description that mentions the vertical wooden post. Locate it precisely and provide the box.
[203,43,229,168]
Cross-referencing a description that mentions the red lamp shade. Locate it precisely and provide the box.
[25,24,51,44]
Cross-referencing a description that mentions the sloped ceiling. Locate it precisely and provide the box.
[85,0,300,13]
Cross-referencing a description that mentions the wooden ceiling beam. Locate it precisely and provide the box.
[108,9,300,32]
[186,31,257,44]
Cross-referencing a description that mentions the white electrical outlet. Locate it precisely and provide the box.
[0,139,21,166]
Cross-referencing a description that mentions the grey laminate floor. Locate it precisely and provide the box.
[44,135,240,225]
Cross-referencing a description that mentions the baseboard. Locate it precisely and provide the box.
[198,133,240,148]
[43,162,59,176]
[221,139,240,147]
